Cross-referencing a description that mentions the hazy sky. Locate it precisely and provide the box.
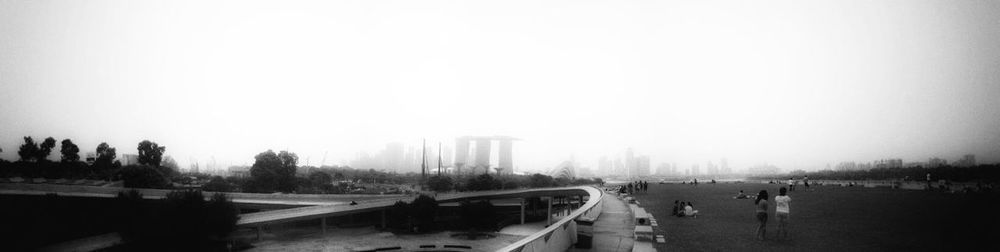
[2,0,999,173]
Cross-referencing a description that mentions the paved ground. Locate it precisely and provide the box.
[569,193,634,252]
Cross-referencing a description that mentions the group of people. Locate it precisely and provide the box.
[754,187,792,241]
[617,180,649,194]
[787,176,810,191]
[671,200,699,218]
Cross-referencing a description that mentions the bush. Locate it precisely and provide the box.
[202,176,232,192]
[426,175,454,192]
[387,200,411,229]
[466,174,501,191]
[119,165,170,189]
[528,174,555,188]
[114,190,239,251]
[460,200,497,231]
[502,180,521,190]
[410,195,438,232]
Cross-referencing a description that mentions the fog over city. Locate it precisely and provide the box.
[2,0,999,173]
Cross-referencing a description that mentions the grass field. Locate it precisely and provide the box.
[629,183,1000,251]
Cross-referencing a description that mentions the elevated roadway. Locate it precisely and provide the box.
[236,186,599,227]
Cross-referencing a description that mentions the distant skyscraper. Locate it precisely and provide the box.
[385,142,404,172]
[613,158,624,176]
[598,156,612,176]
[636,156,650,176]
[721,158,730,174]
[498,139,513,175]
[928,157,948,168]
[625,148,635,178]
[474,138,492,173]
[454,137,470,170]
[691,164,700,176]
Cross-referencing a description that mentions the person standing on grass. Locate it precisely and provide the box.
[926,172,932,190]
[775,187,791,240]
[755,190,770,240]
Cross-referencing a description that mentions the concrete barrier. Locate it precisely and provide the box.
[497,187,602,252]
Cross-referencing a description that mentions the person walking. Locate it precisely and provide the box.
[775,187,791,240]
[755,190,770,240]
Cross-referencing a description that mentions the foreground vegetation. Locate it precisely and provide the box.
[0,189,240,251]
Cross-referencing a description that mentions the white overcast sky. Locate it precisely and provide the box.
[1,0,999,173]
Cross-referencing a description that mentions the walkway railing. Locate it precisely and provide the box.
[497,186,603,252]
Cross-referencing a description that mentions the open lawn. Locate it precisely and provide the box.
[630,183,1000,251]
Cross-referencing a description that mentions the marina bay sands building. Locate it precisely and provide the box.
[454,136,518,175]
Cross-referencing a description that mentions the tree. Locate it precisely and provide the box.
[92,142,118,179]
[309,172,333,188]
[60,139,80,163]
[248,150,298,193]
[96,142,117,161]
[17,136,39,162]
[37,137,56,162]
[426,175,454,192]
[156,156,179,179]
[136,140,166,167]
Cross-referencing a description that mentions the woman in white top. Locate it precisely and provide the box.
[774,187,792,240]
[684,202,699,218]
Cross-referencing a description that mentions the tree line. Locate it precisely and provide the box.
[0,137,176,186]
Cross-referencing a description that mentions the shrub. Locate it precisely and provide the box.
[528,174,555,188]
[460,200,497,231]
[120,165,170,189]
[202,176,233,192]
[114,189,239,251]
[426,175,454,192]
[410,195,438,232]
[466,174,501,191]
[387,200,411,230]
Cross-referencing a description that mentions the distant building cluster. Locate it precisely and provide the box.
[596,148,650,178]
[745,163,781,175]
[345,136,519,176]
[349,142,451,174]
[835,154,977,171]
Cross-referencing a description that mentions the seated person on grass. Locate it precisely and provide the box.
[676,201,686,217]
[734,190,749,199]
[672,200,681,216]
[683,202,699,217]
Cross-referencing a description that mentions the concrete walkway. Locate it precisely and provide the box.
[569,193,634,252]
